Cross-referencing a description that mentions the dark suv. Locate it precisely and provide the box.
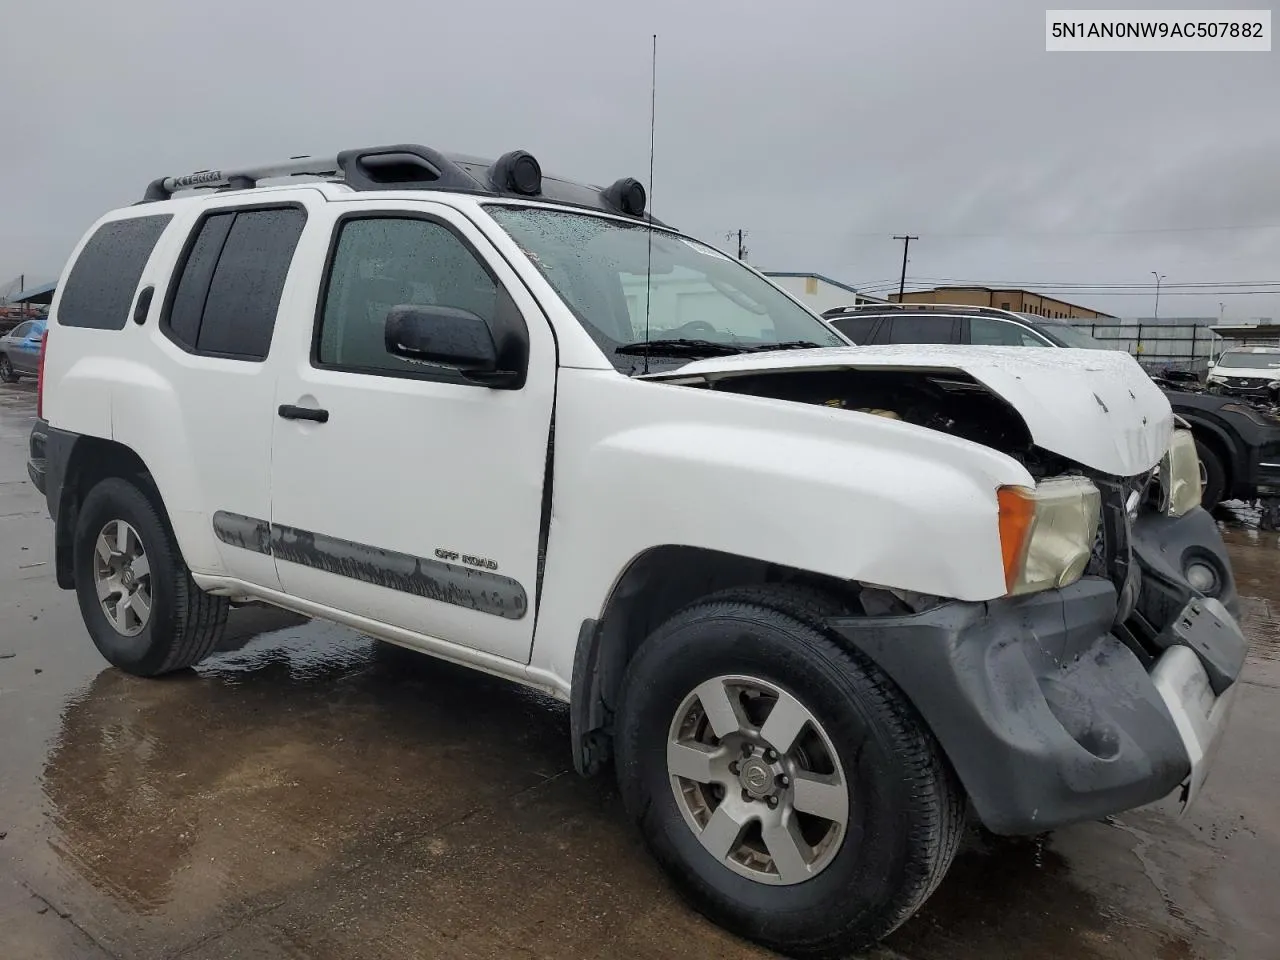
[825,303,1280,513]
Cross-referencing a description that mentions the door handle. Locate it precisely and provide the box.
[278,404,329,423]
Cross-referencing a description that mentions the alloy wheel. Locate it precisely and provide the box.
[667,675,849,885]
[92,520,153,637]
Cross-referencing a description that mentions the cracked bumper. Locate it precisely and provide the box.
[827,506,1246,835]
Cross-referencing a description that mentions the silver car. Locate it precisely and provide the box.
[0,317,47,382]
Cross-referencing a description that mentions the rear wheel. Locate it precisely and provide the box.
[73,477,228,676]
[615,587,964,959]
[0,354,17,383]
[1195,439,1227,509]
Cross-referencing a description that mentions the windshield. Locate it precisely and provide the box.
[1216,351,1280,369]
[485,206,846,373]
[1039,320,1112,350]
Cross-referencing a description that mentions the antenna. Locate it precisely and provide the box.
[642,33,657,374]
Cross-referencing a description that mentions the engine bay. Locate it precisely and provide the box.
[691,367,1076,478]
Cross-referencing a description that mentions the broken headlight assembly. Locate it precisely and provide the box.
[1159,428,1202,518]
[998,476,1102,596]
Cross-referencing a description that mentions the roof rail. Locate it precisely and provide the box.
[139,143,661,222]
[822,302,1041,325]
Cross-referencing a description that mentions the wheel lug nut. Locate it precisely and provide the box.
[764,749,778,763]
[767,796,779,808]
[729,761,740,774]
[742,789,753,802]
[777,774,790,787]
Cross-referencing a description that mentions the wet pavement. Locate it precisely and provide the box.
[0,378,1277,960]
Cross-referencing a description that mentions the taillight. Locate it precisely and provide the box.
[36,330,49,419]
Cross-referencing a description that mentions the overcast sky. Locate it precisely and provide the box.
[2,0,1277,319]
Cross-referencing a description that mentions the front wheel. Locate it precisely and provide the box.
[0,354,17,383]
[615,587,964,959]
[73,477,229,676]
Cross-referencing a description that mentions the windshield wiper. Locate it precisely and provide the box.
[615,339,746,357]
[742,341,825,352]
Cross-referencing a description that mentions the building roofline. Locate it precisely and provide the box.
[763,271,862,294]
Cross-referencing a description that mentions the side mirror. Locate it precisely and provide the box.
[384,304,520,388]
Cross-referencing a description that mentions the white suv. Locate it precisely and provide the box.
[27,144,1246,958]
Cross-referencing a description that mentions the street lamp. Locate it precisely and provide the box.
[1151,271,1165,320]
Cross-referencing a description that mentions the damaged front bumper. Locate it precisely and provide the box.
[828,505,1246,835]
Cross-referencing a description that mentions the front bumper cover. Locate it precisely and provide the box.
[827,506,1246,835]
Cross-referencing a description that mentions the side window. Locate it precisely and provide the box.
[164,207,306,360]
[9,321,33,339]
[57,215,172,330]
[829,316,878,343]
[970,317,1051,347]
[316,217,506,379]
[883,315,954,344]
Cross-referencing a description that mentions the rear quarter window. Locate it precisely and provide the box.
[56,215,172,330]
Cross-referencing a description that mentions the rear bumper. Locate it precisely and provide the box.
[828,506,1246,835]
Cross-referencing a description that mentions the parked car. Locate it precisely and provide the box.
[1205,346,1280,397]
[0,316,47,382]
[825,303,1280,511]
[28,144,1246,959]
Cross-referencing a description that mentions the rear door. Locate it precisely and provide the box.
[153,201,310,590]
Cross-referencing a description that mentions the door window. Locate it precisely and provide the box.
[828,316,878,343]
[882,315,955,344]
[316,217,507,380]
[970,317,1051,347]
[9,321,33,340]
[163,207,306,360]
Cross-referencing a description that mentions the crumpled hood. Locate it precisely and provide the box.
[649,344,1174,477]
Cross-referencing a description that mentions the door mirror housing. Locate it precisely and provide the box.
[384,304,521,388]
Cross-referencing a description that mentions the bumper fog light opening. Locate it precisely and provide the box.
[1185,560,1220,597]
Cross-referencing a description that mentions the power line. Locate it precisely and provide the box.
[740,222,1280,240]
[855,276,1280,292]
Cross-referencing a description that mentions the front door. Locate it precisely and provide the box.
[269,202,557,664]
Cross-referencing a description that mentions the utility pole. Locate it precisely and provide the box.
[1151,271,1165,320]
[725,230,748,261]
[893,236,917,302]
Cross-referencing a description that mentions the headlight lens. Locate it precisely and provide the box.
[997,477,1101,596]
[1160,428,1202,517]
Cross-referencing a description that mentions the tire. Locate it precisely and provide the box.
[1195,439,1227,509]
[73,477,228,676]
[615,586,964,959]
[0,354,17,383]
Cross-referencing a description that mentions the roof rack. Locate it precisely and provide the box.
[140,143,662,223]
[821,302,1043,325]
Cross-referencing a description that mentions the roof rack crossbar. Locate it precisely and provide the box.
[141,144,491,202]
[143,154,343,201]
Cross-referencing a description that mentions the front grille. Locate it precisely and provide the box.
[1086,471,1156,625]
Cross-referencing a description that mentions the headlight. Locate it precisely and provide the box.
[1207,373,1225,383]
[997,477,1101,596]
[1160,428,1202,517]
